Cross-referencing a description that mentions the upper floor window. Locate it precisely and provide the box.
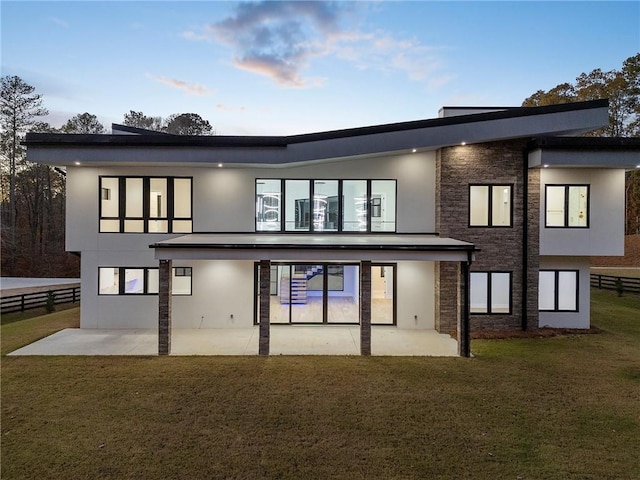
[469,185,512,227]
[99,177,192,233]
[545,185,589,228]
[470,271,512,314]
[255,179,396,233]
[539,270,578,312]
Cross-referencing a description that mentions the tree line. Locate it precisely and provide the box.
[1,55,639,277]
[0,75,214,277]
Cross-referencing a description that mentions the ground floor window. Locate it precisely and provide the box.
[538,270,578,312]
[470,271,512,314]
[98,266,192,295]
[254,263,395,325]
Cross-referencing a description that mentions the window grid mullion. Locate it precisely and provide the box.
[487,272,493,314]
[279,179,286,233]
[487,187,493,227]
[309,180,315,233]
[118,267,125,294]
[167,178,175,233]
[564,186,570,227]
[366,180,372,233]
[118,178,126,233]
[337,180,344,233]
[143,178,150,233]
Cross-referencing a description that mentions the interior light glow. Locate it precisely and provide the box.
[218,163,223,167]
[412,148,417,153]
[543,164,549,168]
[74,161,81,166]
[461,142,466,146]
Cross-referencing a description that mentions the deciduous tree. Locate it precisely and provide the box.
[0,75,48,272]
[164,113,213,135]
[523,54,639,137]
[61,112,106,134]
[123,110,163,131]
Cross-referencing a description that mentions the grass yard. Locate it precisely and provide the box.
[2,291,639,479]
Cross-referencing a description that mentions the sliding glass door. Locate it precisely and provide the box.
[255,263,395,325]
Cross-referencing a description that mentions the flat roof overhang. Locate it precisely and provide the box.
[528,137,640,169]
[151,234,476,262]
[25,100,609,168]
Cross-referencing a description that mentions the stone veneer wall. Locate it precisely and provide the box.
[527,169,540,330]
[436,140,539,331]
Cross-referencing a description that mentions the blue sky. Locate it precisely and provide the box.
[2,1,638,135]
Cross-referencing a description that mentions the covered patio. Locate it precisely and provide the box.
[8,326,458,356]
[152,234,476,357]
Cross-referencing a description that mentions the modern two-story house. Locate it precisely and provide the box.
[24,99,640,356]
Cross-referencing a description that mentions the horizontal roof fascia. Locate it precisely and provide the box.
[25,100,609,167]
[528,137,640,169]
[151,234,476,262]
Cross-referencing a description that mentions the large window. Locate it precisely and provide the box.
[256,179,282,231]
[99,177,192,233]
[470,271,512,314]
[538,270,578,312]
[255,262,395,325]
[469,185,512,227]
[545,185,589,228]
[255,179,396,233]
[99,267,192,295]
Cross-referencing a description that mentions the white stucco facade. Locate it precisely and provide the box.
[539,168,625,256]
[24,99,637,355]
[68,152,443,330]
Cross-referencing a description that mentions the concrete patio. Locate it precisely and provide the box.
[8,326,458,356]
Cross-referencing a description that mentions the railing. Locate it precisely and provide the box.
[1,286,81,314]
[590,274,640,295]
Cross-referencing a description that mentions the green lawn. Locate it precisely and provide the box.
[2,291,639,479]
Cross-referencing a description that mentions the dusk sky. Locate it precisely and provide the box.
[2,1,638,135]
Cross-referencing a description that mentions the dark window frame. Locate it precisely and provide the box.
[254,178,397,234]
[544,184,590,229]
[98,266,192,296]
[468,184,514,228]
[470,271,513,315]
[99,176,193,233]
[538,269,579,312]
[174,267,192,277]
[253,262,397,326]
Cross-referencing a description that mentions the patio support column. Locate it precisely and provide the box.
[259,259,271,356]
[360,260,372,356]
[159,259,172,356]
[458,259,471,358]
